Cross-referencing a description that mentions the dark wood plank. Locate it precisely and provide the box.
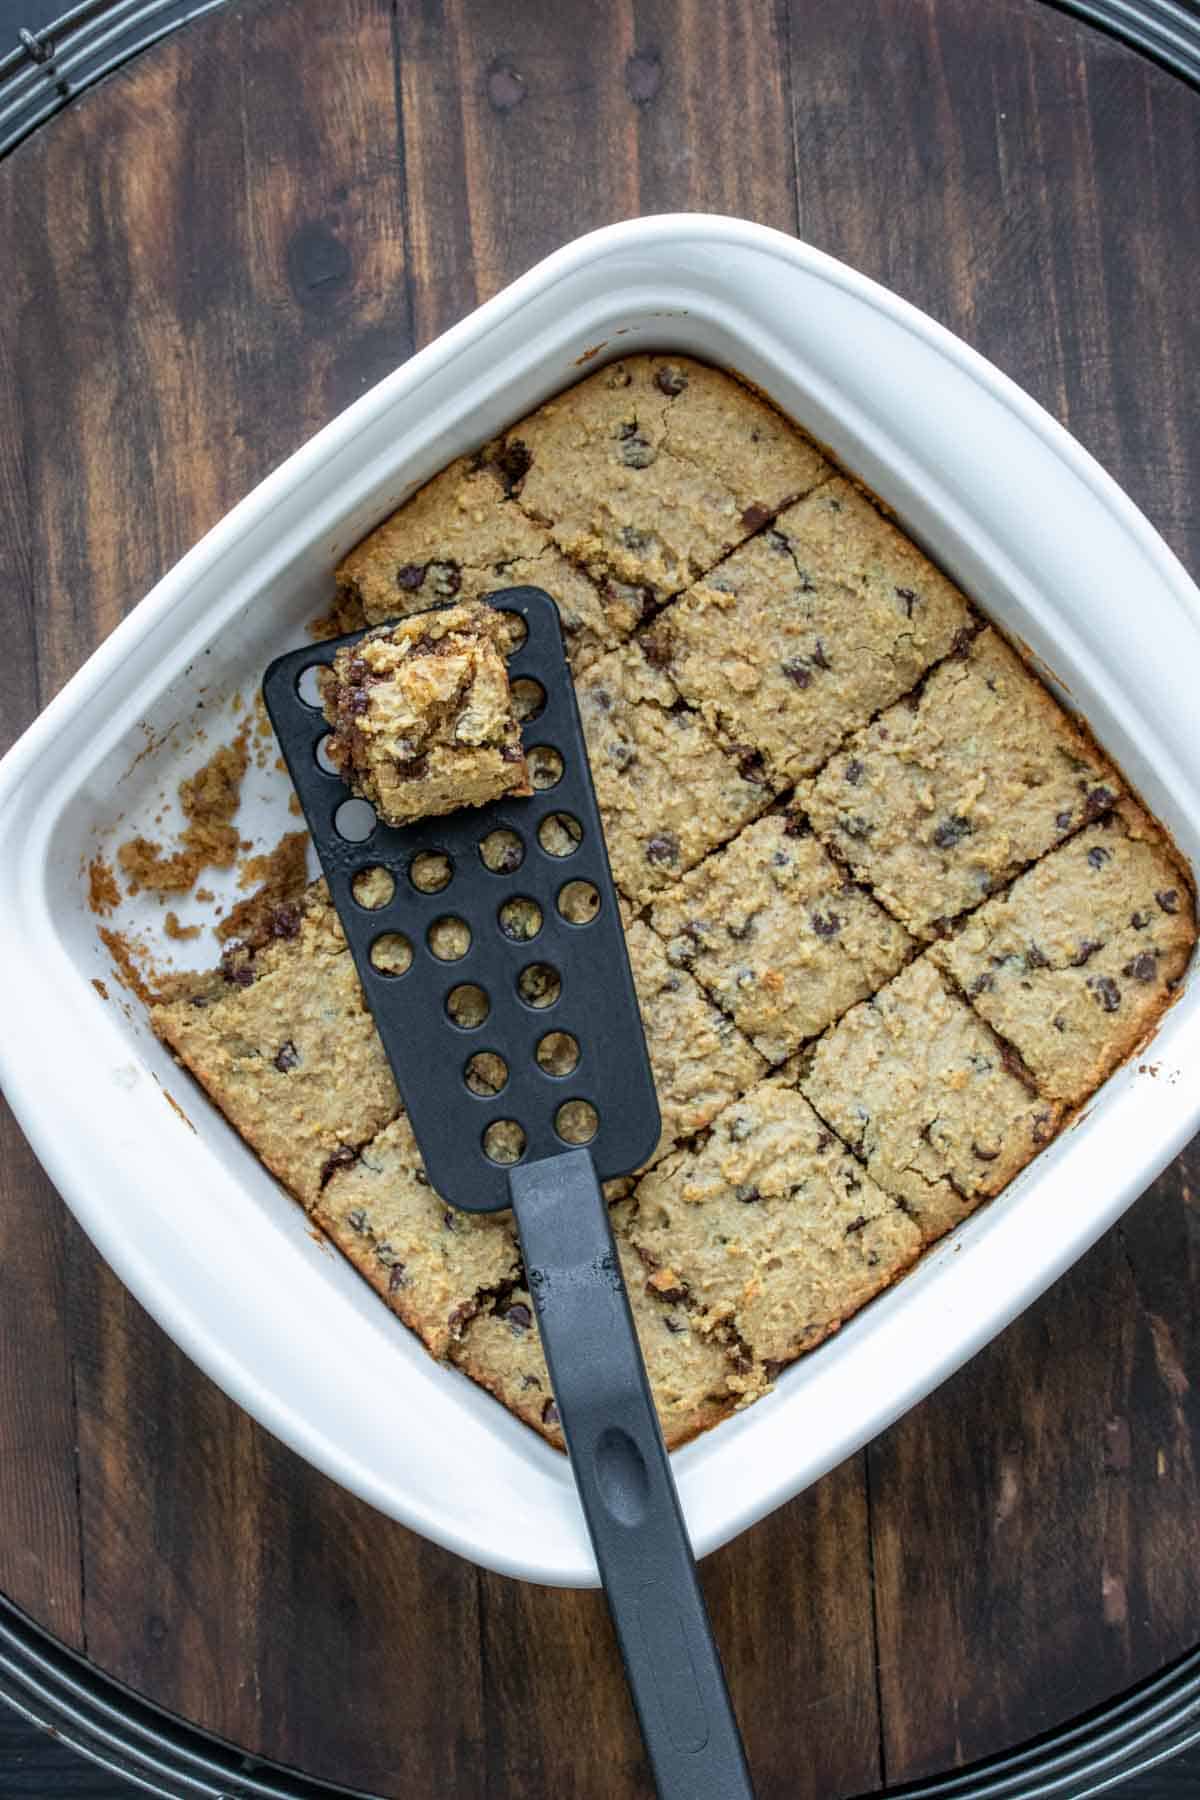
[0,213,84,1654]
[867,1141,1200,1782]
[6,0,416,701]
[475,1458,881,1800]
[395,0,798,345]
[2,2,479,1793]
[785,0,1200,576]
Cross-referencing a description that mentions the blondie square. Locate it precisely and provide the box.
[334,454,634,671]
[802,629,1120,937]
[799,956,1061,1243]
[649,814,914,1065]
[316,1114,521,1358]
[630,1082,921,1364]
[321,602,530,828]
[510,357,825,603]
[932,801,1194,1104]
[625,919,767,1166]
[646,478,972,782]
[152,884,400,1208]
[576,642,771,905]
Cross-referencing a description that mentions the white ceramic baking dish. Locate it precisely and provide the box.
[0,216,1197,1588]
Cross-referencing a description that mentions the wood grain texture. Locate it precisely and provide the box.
[394,0,798,344]
[0,248,84,1651]
[0,0,1197,1795]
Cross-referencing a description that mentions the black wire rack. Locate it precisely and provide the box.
[0,0,227,155]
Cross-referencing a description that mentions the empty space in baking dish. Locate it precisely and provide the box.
[2,218,1198,1586]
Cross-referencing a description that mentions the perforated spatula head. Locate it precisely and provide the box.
[263,587,754,1800]
[263,586,660,1208]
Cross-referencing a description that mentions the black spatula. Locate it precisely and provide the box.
[264,586,755,1800]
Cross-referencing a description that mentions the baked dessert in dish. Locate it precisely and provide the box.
[151,354,1196,1452]
[319,601,531,828]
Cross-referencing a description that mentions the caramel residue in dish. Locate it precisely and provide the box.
[216,830,310,944]
[98,928,164,1007]
[309,588,367,642]
[117,722,251,896]
[161,1088,197,1132]
[91,978,109,1000]
[164,911,202,941]
[87,855,120,915]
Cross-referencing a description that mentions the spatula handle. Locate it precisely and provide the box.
[510,1149,755,1800]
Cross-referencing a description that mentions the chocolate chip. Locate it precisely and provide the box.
[654,364,688,396]
[620,525,651,551]
[895,586,918,617]
[811,910,842,939]
[641,632,672,668]
[1071,939,1102,967]
[781,657,812,688]
[442,1209,457,1231]
[1053,1014,1067,1032]
[541,1398,560,1427]
[646,832,679,868]
[604,739,636,773]
[222,960,255,989]
[1055,809,1073,832]
[320,1144,358,1184]
[663,1314,686,1335]
[505,1303,533,1335]
[969,972,995,995]
[494,438,532,494]
[1087,846,1111,869]
[273,1040,299,1072]
[346,688,370,716]
[1123,952,1158,982]
[1031,1112,1054,1146]
[740,501,772,532]
[728,1115,754,1141]
[1156,889,1180,914]
[448,1301,474,1338]
[346,1207,368,1234]
[933,815,971,850]
[811,639,831,671]
[844,758,864,786]
[971,1142,1000,1162]
[395,563,426,590]
[1084,786,1116,821]
[766,529,791,556]
[429,562,461,598]
[501,743,525,763]
[384,1263,408,1295]
[269,902,302,939]
[735,1184,761,1203]
[1130,910,1151,930]
[1087,975,1122,1012]
[618,424,657,468]
[950,625,975,658]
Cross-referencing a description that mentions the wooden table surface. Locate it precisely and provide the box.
[1,1,1199,1796]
